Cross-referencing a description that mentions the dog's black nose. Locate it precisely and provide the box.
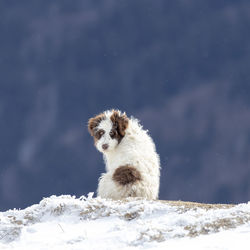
[102,144,109,150]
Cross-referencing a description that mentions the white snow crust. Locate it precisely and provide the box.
[0,194,250,249]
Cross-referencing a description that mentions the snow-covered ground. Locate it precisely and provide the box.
[0,194,250,250]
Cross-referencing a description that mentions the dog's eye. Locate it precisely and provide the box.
[109,130,116,138]
[96,130,105,139]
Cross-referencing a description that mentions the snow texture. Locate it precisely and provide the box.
[0,194,250,249]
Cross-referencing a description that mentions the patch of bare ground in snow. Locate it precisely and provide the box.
[161,200,234,210]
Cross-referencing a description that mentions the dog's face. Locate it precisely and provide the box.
[88,110,129,153]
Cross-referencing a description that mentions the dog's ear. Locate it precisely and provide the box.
[88,113,105,136]
[111,110,129,137]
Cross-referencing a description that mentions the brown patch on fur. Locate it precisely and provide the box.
[88,113,106,136]
[110,110,129,143]
[112,165,142,185]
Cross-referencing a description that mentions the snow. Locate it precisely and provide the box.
[0,194,250,249]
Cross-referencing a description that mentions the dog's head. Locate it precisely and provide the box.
[88,110,129,153]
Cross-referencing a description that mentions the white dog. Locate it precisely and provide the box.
[88,109,160,200]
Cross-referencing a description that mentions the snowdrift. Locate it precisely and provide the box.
[0,194,250,249]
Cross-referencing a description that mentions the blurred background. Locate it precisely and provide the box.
[1,0,250,211]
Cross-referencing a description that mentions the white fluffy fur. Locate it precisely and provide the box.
[95,110,160,200]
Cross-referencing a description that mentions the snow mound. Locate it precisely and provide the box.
[0,194,250,249]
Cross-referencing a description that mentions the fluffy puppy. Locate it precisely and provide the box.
[88,109,160,200]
